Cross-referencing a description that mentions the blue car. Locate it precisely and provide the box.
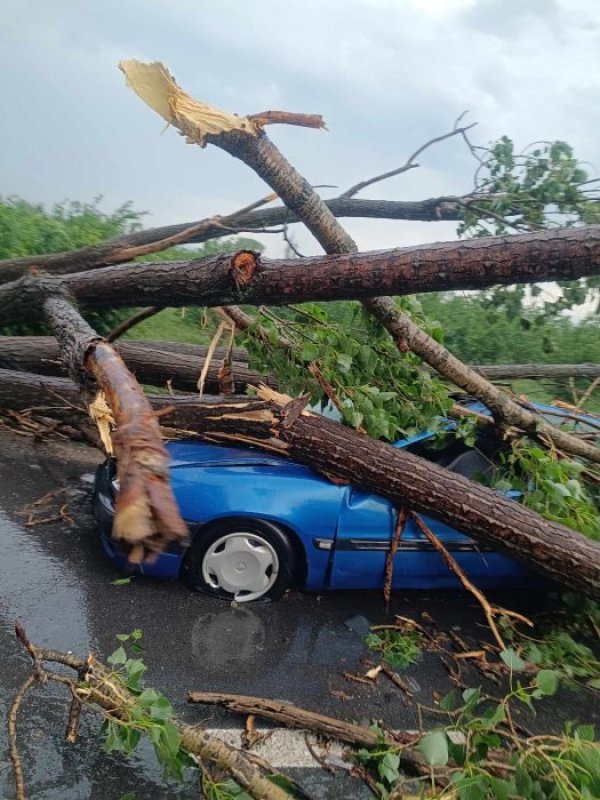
[92,400,597,602]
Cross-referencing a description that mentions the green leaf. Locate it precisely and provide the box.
[138,688,161,706]
[149,696,174,721]
[111,577,132,586]
[336,353,353,372]
[162,721,181,756]
[535,669,560,696]
[107,646,127,666]
[500,648,527,672]
[378,751,400,784]
[576,724,596,742]
[417,730,449,766]
[104,731,126,752]
[439,689,463,711]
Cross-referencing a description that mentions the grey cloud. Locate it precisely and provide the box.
[1,0,599,257]
[462,0,560,39]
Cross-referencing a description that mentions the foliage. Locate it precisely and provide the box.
[355,678,600,799]
[420,293,600,411]
[242,298,453,441]
[100,632,291,799]
[101,630,194,783]
[501,593,600,690]
[458,136,600,318]
[0,194,262,338]
[0,195,144,259]
[365,623,424,669]
[494,440,600,539]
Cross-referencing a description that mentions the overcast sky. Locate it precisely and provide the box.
[2,0,600,256]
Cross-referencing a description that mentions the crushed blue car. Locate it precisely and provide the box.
[92,399,598,601]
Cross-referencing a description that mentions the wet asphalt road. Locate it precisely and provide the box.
[0,430,598,799]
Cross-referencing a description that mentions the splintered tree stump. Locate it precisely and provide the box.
[41,295,188,561]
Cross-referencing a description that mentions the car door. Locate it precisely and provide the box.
[329,484,533,590]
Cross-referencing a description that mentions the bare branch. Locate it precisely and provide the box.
[340,122,478,198]
[248,110,326,130]
[106,307,162,342]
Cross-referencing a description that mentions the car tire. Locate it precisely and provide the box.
[183,518,296,602]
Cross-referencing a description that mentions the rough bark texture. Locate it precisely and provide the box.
[2,226,600,322]
[0,196,481,283]
[0,336,270,393]
[41,297,188,559]
[471,363,600,380]
[176,394,600,598]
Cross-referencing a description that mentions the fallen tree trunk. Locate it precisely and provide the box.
[166,390,600,598]
[2,368,599,597]
[2,225,600,322]
[471,363,600,380]
[0,336,270,394]
[0,195,503,283]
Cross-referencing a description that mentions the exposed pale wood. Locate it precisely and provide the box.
[40,296,188,561]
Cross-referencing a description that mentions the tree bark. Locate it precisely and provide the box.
[0,195,489,283]
[199,128,600,464]
[471,363,600,380]
[172,391,600,599]
[1,226,599,321]
[39,295,188,561]
[0,336,270,394]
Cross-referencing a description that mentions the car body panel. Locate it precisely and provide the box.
[93,401,598,595]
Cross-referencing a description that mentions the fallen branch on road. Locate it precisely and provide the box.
[9,622,296,800]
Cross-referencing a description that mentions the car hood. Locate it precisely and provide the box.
[166,440,292,469]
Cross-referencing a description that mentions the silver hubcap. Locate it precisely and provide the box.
[202,532,279,602]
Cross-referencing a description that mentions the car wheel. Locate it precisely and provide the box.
[184,519,296,602]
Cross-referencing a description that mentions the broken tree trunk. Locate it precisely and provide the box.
[162,389,600,599]
[0,336,271,394]
[39,292,188,560]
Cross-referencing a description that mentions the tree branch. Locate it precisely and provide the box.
[0,195,502,284]
[340,121,477,198]
[12,624,295,800]
[117,65,600,465]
